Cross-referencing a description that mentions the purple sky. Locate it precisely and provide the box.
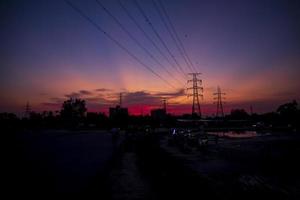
[1,0,300,115]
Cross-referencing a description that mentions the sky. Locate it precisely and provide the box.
[1,0,300,116]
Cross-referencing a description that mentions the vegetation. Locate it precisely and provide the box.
[1,98,299,131]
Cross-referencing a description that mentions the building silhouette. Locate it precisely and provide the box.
[150,108,166,121]
[109,105,128,119]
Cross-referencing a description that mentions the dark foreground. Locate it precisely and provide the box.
[8,130,300,199]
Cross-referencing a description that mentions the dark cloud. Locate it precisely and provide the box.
[65,92,81,98]
[65,90,94,98]
[124,91,162,105]
[95,88,112,92]
[49,89,187,111]
[116,89,186,106]
[49,97,65,103]
[79,90,93,95]
[105,93,120,99]
[85,96,113,105]
[154,88,185,98]
[41,97,65,110]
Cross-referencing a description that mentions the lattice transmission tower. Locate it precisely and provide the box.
[213,86,226,118]
[24,101,31,118]
[187,73,203,117]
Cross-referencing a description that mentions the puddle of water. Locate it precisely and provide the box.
[208,131,258,138]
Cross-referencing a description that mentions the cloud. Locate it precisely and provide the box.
[79,90,93,95]
[49,97,65,103]
[65,89,93,98]
[85,96,114,105]
[122,89,186,106]
[43,88,191,114]
[124,91,160,105]
[62,88,186,107]
[95,88,112,92]
[44,88,115,111]
[154,88,185,98]
[65,92,81,98]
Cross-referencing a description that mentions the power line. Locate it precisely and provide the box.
[64,0,176,89]
[151,0,194,73]
[157,0,197,72]
[157,0,196,72]
[95,0,183,86]
[117,0,186,82]
[133,0,188,78]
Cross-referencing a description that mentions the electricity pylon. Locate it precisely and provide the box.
[213,86,226,118]
[187,73,203,117]
[24,101,31,118]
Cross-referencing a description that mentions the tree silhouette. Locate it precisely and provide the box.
[277,100,299,128]
[277,100,298,116]
[60,98,87,127]
[229,109,249,120]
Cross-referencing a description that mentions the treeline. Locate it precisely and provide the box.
[230,100,299,129]
[205,100,300,131]
[0,98,175,130]
[1,98,299,131]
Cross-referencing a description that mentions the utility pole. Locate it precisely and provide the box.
[213,86,226,118]
[162,98,167,112]
[24,101,31,118]
[140,106,143,116]
[250,105,253,115]
[187,73,203,118]
[119,93,122,107]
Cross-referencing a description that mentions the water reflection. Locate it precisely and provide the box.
[208,131,259,138]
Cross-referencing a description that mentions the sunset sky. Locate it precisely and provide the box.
[1,0,299,116]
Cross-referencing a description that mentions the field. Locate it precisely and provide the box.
[8,129,300,199]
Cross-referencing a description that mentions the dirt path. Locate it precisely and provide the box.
[109,152,155,200]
